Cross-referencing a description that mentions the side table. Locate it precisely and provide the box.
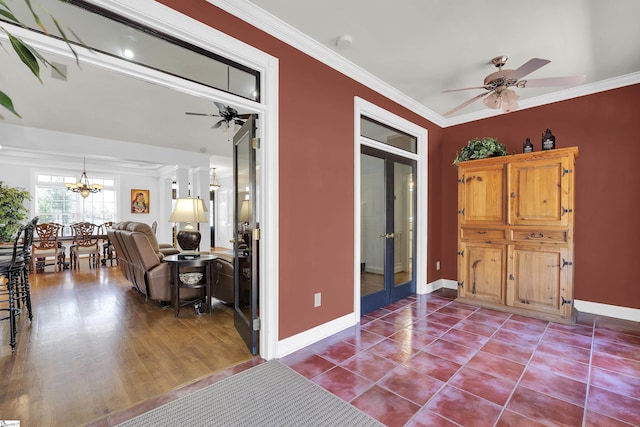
[164,254,218,317]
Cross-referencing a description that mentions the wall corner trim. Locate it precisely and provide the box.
[277,313,357,358]
[420,279,458,294]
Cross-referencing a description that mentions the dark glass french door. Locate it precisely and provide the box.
[361,146,416,314]
[233,115,259,354]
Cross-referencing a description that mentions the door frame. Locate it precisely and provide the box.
[11,0,280,359]
[354,97,428,318]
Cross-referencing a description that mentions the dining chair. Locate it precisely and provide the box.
[70,222,101,270]
[100,221,117,266]
[31,222,64,273]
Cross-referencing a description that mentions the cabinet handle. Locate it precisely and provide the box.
[476,231,487,235]
[510,192,516,198]
[530,233,544,238]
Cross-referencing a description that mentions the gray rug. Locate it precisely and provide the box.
[116,359,383,427]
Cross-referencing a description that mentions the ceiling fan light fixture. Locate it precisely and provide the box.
[483,92,501,109]
[501,88,520,113]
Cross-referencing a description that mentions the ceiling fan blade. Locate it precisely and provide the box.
[518,74,587,88]
[443,92,491,116]
[237,113,252,119]
[442,86,490,93]
[211,120,225,129]
[508,58,551,81]
[185,112,217,117]
[214,101,227,113]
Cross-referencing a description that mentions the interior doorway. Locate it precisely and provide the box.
[360,147,416,313]
[355,97,428,318]
[3,0,279,358]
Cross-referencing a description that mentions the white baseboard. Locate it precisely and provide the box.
[276,286,639,359]
[277,312,357,358]
[575,300,640,322]
[424,279,640,322]
[419,278,457,294]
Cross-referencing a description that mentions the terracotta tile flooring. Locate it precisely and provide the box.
[97,289,639,427]
[281,290,640,427]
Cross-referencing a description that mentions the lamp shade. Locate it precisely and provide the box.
[169,197,208,223]
[169,197,208,251]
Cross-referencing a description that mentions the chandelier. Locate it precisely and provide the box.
[65,157,103,198]
[210,168,221,191]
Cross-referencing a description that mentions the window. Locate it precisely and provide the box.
[360,116,417,154]
[35,173,117,232]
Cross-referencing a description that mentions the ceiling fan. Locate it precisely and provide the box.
[185,102,251,128]
[442,55,586,116]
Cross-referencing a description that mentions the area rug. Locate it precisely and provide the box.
[116,359,383,427]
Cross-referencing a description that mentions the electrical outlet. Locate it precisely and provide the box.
[314,292,321,307]
[436,261,441,270]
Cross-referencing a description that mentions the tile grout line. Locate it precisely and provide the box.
[581,315,596,427]
[491,318,552,427]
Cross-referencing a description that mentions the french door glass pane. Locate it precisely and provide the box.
[393,163,413,287]
[360,153,385,297]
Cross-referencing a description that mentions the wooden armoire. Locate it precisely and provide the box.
[456,147,578,324]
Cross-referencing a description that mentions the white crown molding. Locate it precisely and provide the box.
[207,0,446,127]
[208,0,640,129]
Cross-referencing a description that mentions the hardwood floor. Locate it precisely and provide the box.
[0,265,254,426]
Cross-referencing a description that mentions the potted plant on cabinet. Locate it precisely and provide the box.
[453,137,509,165]
[0,181,31,242]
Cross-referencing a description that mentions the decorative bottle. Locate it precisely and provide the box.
[523,138,533,153]
[542,128,556,151]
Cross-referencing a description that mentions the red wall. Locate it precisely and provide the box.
[159,1,445,339]
[159,2,637,340]
[442,85,640,309]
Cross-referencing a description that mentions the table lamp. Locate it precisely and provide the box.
[169,197,208,253]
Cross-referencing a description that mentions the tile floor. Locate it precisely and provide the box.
[281,290,640,427]
[93,289,640,427]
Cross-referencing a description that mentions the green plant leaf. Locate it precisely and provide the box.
[51,14,79,65]
[452,137,508,165]
[0,89,22,118]
[8,33,41,82]
[23,0,48,34]
[0,7,20,24]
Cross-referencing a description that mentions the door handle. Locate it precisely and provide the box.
[378,233,395,239]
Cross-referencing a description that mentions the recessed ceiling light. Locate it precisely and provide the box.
[123,49,134,59]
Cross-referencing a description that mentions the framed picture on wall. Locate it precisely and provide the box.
[131,189,150,214]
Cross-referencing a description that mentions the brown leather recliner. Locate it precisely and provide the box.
[211,252,251,306]
[108,221,199,304]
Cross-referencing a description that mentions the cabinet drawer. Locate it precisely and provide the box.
[511,229,568,243]
[461,228,507,242]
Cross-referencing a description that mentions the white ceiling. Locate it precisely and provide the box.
[247,0,640,120]
[1,0,639,171]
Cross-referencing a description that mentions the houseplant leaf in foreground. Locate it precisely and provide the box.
[0,89,22,118]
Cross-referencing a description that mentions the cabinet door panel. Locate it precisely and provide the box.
[509,157,572,226]
[458,242,505,304]
[459,164,506,225]
[507,245,571,318]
